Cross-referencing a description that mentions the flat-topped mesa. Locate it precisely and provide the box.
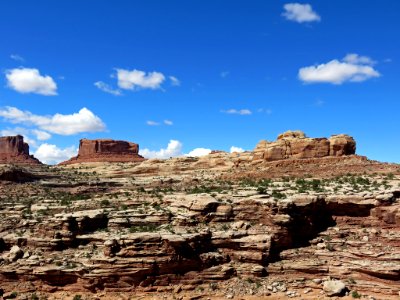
[59,138,145,165]
[0,135,41,165]
[253,130,356,162]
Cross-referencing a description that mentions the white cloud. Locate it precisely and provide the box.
[5,68,57,95]
[230,146,244,153]
[222,109,252,115]
[343,53,376,65]
[34,143,77,165]
[140,140,183,159]
[298,54,381,84]
[169,76,180,86]
[31,129,51,141]
[186,148,212,157]
[94,81,122,96]
[282,3,321,23]
[10,54,24,62]
[0,106,106,135]
[116,68,165,90]
[146,120,160,126]
[140,140,214,159]
[164,120,173,126]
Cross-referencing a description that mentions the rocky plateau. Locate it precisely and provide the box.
[0,131,399,300]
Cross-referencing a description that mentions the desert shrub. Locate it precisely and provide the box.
[129,224,158,233]
[271,190,286,200]
[351,291,361,298]
[100,199,110,207]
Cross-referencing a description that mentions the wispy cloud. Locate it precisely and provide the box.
[10,54,24,62]
[146,120,160,126]
[257,108,272,115]
[169,76,180,86]
[94,81,122,96]
[220,71,230,78]
[164,120,173,126]
[314,99,325,107]
[222,109,252,115]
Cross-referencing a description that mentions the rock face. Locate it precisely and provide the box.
[60,138,145,164]
[0,135,41,165]
[0,152,399,298]
[253,130,356,162]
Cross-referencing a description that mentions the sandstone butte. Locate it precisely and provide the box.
[253,130,356,161]
[0,135,41,165]
[59,138,145,165]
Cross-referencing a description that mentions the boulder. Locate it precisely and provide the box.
[323,280,347,296]
[329,134,356,156]
[59,138,145,164]
[0,135,41,165]
[7,245,24,262]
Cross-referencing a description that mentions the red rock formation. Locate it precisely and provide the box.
[253,131,356,162]
[60,138,145,164]
[0,135,41,165]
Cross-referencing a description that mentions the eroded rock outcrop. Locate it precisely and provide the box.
[0,135,41,165]
[60,138,145,164]
[253,130,356,162]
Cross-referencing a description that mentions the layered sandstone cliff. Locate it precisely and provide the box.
[0,135,41,165]
[253,130,356,162]
[60,138,145,165]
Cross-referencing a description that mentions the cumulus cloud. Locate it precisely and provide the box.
[10,54,24,62]
[116,68,165,90]
[230,146,244,153]
[169,76,180,86]
[94,81,122,96]
[5,68,57,95]
[0,106,106,135]
[283,3,320,23]
[140,140,183,159]
[140,140,213,159]
[186,148,212,157]
[298,54,381,84]
[222,109,252,115]
[34,144,77,165]
[164,120,173,126]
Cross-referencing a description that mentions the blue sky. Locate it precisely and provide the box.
[0,1,399,163]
